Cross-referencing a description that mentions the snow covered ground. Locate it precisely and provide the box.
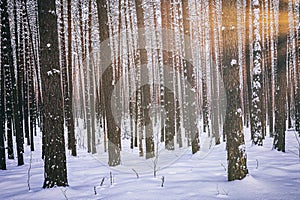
[1,127,300,200]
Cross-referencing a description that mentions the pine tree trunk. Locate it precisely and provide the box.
[15,0,25,165]
[296,0,300,136]
[22,1,36,152]
[160,0,168,144]
[0,7,6,167]
[210,0,221,145]
[67,0,77,156]
[28,49,36,152]
[251,0,263,146]
[88,0,96,154]
[142,85,155,159]
[273,0,288,152]
[38,0,68,188]
[182,0,199,153]
[124,0,135,149]
[135,0,155,158]
[77,0,86,125]
[1,0,14,160]
[222,0,248,181]
[0,63,5,169]
[59,0,68,149]
[83,4,92,153]
[97,0,121,166]
[23,34,30,146]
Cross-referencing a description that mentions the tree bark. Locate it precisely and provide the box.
[0,3,6,166]
[251,0,264,146]
[87,0,96,154]
[38,0,68,188]
[135,0,155,159]
[1,0,14,160]
[273,0,288,152]
[182,0,199,153]
[222,0,248,181]
[67,0,77,156]
[96,0,121,166]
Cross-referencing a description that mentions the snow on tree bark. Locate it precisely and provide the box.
[0,17,6,167]
[222,0,248,181]
[14,0,25,166]
[22,6,30,149]
[22,0,36,152]
[1,0,14,160]
[0,64,5,169]
[38,0,68,188]
[135,0,155,158]
[251,0,263,146]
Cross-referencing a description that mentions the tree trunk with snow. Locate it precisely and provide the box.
[251,0,264,146]
[38,0,68,188]
[1,0,14,160]
[222,0,248,181]
[182,0,199,154]
[273,0,288,152]
[0,0,6,167]
[14,0,25,165]
[135,0,155,159]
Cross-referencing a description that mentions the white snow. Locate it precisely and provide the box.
[231,59,237,66]
[252,81,261,90]
[47,69,60,76]
[47,71,53,76]
[0,127,299,200]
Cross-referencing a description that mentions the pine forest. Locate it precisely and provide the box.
[0,0,300,199]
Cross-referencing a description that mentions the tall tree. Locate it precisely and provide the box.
[222,0,248,181]
[14,0,25,166]
[210,0,221,145]
[296,0,300,136]
[96,0,121,166]
[268,0,277,137]
[273,0,288,152]
[135,0,155,159]
[82,0,92,153]
[88,0,96,154]
[182,0,200,153]
[160,0,169,144]
[58,0,68,149]
[134,0,145,157]
[0,7,6,166]
[38,0,68,188]
[67,0,77,156]
[161,0,176,150]
[22,2,30,148]
[251,0,263,146]
[1,0,14,160]
[23,0,36,151]
[0,60,5,169]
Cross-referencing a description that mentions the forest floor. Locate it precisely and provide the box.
[0,126,300,200]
